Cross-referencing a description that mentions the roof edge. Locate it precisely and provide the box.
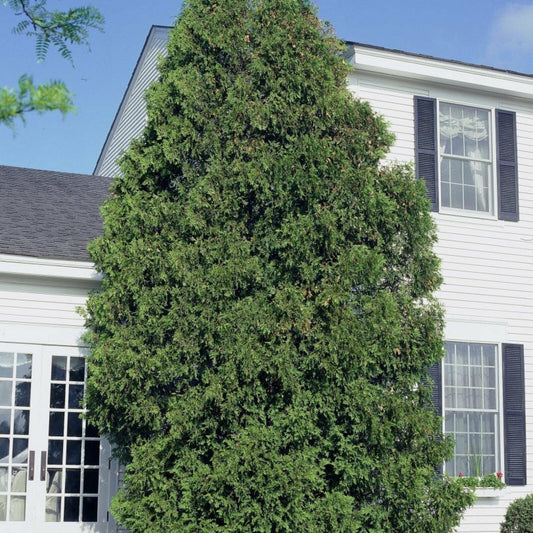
[344,40,532,79]
[0,254,101,282]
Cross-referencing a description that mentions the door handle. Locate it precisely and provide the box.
[40,451,47,481]
[29,450,35,481]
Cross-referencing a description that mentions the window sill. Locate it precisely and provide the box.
[436,208,498,222]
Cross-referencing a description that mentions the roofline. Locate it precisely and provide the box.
[0,164,107,180]
[0,253,101,282]
[93,25,170,175]
[344,40,533,79]
[93,27,533,175]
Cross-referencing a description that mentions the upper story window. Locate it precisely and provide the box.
[439,103,492,214]
[414,96,519,221]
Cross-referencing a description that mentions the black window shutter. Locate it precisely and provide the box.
[496,110,519,221]
[427,363,442,416]
[414,96,438,211]
[502,343,526,485]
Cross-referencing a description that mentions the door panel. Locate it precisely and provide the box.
[0,351,33,522]
[0,344,113,532]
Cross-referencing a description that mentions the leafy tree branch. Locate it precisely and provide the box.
[0,75,73,128]
[1,0,104,127]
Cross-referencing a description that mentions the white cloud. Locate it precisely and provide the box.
[488,3,533,69]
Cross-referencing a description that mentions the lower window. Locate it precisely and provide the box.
[443,341,499,477]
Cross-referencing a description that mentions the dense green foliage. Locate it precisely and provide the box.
[500,495,533,533]
[85,0,473,530]
[1,0,103,127]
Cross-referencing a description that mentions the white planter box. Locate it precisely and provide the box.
[475,488,507,498]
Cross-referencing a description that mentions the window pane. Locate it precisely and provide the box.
[45,496,61,522]
[455,343,468,365]
[83,469,99,494]
[9,496,25,521]
[69,358,85,382]
[470,366,482,387]
[66,441,81,465]
[0,354,13,379]
[84,441,100,466]
[48,440,63,465]
[485,389,496,410]
[82,496,98,522]
[451,183,463,209]
[464,185,476,210]
[14,382,30,407]
[47,470,62,494]
[483,346,496,367]
[50,385,66,409]
[0,411,11,435]
[13,411,29,435]
[11,468,26,492]
[12,439,28,463]
[456,365,468,387]
[49,412,65,437]
[67,413,82,437]
[0,439,9,463]
[65,469,81,494]
[15,354,32,380]
[51,357,67,381]
[64,496,80,521]
[0,495,6,520]
[68,385,84,410]
[0,383,12,407]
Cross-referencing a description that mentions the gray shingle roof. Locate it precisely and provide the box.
[0,165,112,261]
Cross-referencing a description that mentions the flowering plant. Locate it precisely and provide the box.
[457,472,506,489]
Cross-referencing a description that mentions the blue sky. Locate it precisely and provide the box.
[1,0,533,175]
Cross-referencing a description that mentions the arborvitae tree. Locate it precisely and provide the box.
[85,0,473,531]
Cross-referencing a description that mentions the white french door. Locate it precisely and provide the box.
[0,343,112,532]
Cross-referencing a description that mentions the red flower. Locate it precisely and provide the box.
[458,472,463,477]
[497,472,503,479]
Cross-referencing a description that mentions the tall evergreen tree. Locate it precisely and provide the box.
[85,0,473,531]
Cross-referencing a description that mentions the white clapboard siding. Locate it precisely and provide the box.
[94,26,171,178]
[347,46,533,532]
[0,281,90,327]
[0,257,100,337]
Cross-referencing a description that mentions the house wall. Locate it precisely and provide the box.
[0,256,118,531]
[94,26,170,178]
[93,30,533,530]
[348,63,533,532]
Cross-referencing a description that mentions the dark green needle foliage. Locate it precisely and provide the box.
[85,0,473,531]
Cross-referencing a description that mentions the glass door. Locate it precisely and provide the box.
[0,343,112,532]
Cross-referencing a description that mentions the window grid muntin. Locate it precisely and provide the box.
[46,355,99,523]
[0,352,32,522]
[438,101,494,215]
[443,342,499,477]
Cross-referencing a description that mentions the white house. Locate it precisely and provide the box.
[0,166,119,531]
[1,24,532,532]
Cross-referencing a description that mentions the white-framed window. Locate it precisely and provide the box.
[439,102,493,215]
[443,341,500,477]
[414,96,519,222]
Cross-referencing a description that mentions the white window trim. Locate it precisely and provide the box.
[435,97,499,220]
[441,338,505,478]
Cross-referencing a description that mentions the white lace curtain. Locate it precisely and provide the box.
[439,103,490,211]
